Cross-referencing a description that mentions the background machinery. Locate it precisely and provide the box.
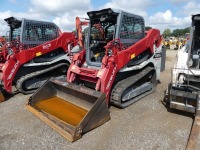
[168,14,200,149]
[26,8,166,141]
[162,38,172,49]
[0,17,61,65]
[0,17,88,101]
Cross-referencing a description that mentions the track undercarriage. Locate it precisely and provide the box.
[111,66,156,108]
[15,62,68,94]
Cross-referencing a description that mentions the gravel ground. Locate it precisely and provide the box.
[0,50,197,150]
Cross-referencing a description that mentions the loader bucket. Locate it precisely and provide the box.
[26,78,110,142]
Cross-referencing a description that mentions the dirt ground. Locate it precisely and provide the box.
[0,50,198,150]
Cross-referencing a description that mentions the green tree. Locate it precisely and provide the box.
[145,26,152,31]
[172,29,181,37]
[182,27,190,34]
[171,27,190,37]
[72,30,76,34]
[163,28,171,38]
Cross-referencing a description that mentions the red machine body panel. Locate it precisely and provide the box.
[67,29,162,104]
[1,32,76,93]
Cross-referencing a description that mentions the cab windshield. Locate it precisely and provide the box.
[89,18,117,62]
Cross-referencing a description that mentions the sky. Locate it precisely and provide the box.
[0,0,199,35]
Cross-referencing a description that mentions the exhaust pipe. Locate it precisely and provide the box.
[26,78,110,141]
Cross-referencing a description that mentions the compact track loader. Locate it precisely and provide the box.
[26,8,166,141]
[0,17,88,102]
[168,14,200,149]
[0,17,61,65]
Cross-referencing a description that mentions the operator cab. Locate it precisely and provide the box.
[188,14,200,68]
[88,9,117,63]
[86,8,145,67]
[4,17,60,48]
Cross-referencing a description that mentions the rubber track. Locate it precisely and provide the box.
[111,66,156,108]
[16,63,68,94]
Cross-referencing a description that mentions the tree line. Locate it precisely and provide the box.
[73,26,190,38]
[162,27,190,38]
[145,26,190,38]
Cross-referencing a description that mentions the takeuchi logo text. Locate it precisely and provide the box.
[7,60,19,80]
[43,43,51,50]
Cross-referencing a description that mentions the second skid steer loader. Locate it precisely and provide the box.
[168,14,200,150]
[0,17,88,102]
[26,8,165,141]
